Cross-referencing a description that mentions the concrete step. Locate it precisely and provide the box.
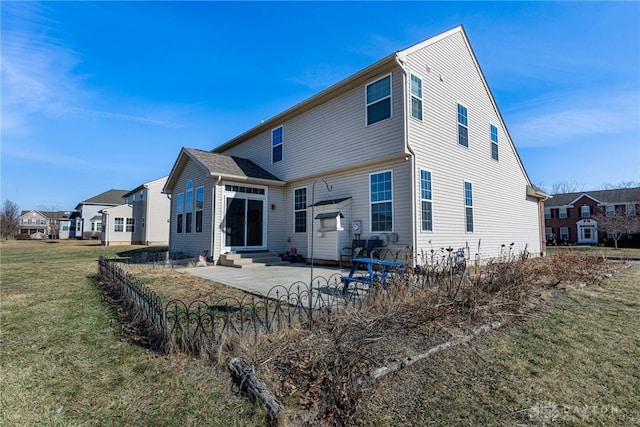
[218,252,292,268]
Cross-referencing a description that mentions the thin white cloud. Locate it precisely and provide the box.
[509,90,639,148]
[66,108,185,129]
[0,2,184,136]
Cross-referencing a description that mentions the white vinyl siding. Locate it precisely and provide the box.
[407,30,542,260]
[221,69,404,182]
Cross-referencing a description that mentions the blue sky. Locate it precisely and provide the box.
[2,1,639,211]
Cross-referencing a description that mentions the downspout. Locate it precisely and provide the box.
[395,55,418,266]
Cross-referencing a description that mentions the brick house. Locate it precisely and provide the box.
[544,187,640,246]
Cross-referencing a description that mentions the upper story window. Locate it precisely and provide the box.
[366,75,392,125]
[410,73,423,121]
[605,205,616,217]
[420,170,433,231]
[544,208,551,219]
[559,207,568,219]
[581,205,590,218]
[294,187,307,233]
[464,181,474,232]
[272,126,283,163]
[195,186,204,233]
[626,204,636,216]
[490,124,498,160]
[457,103,468,147]
[370,170,393,232]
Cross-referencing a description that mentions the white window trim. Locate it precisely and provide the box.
[365,73,393,126]
[293,186,307,234]
[464,180,474,233]
[272,125,283,163]
[410,72,423,122]
[490,123,498,161]
[420,169,433,232]
[457,102,469,148]
[369,169,394,232]
[581,205,590,218]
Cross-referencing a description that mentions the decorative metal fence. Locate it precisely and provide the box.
[97,250,474,359]
[97,257,382,358]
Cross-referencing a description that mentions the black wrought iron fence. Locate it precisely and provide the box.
[97,252,471,359]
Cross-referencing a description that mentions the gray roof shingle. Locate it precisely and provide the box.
[546,187,640,207]
[77,189,129,208]
[185,148,282,182]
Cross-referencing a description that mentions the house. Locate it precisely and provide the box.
[18,210,50,238]
[544,187,640,246]
[100,176,170,246]
[75,189,129,239]
[163,25,548,266]
[18,210,80,239]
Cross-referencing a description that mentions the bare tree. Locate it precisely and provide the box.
[551,180,583,194]
[595,206,640,249]
[38,206,61,239]
[0,200,20,240]
[600,181,640,190]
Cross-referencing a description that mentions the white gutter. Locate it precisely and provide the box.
[395,55,418,266]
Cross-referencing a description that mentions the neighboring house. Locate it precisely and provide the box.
[18,210,80,239]
[18,210,50,238]
[544,187,640,246]
[100,204,134,246]
[163,25,548,266]
[101,176,170,246]
[75,189,129,239]
[56,211,82,239]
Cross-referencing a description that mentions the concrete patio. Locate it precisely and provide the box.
[180,263,349,296]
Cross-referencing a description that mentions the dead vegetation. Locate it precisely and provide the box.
[124,252,626,426]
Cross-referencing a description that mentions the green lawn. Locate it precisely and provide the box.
[0,240,256,426]
[2,239,638,426]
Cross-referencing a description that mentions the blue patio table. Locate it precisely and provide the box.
[341,257,405,295]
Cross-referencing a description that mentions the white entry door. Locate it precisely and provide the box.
[577,219,598,244]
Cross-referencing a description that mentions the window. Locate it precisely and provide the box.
[464,181,473,232]
[195,186,204,232]
[560,227,569,241]
[39,219,46,225]
[544,208,551,219]
[626,204,636,216]
[185,181,193,233]
[114,218,124,232]
[294,187,307,233]
[366,75,392,125]
[410,74,422,121]
[126,218,134,233]
[457,104,468,147]
[420,170,433,231]
[545,227,553,241]
[581,205,590,218]
[370,171,393,232]
[272,126,283,163]
[176,193,184,234]
[141,218,145,228]
[559,207,568,219]
[606,205,615,217]
[490,124,498,160]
